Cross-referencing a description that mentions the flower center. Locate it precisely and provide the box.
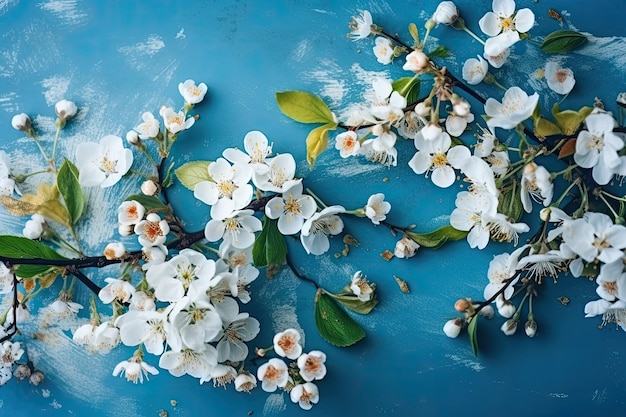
[589,135,605,151]
[431,153,448,168]
[304,356,322,374]
[98,155,117,174]
[264,365,281,382]
[299,388,314,406]
[593,237,610,250]
[277,333,297,353]
[143,221,163,243]
[555,69,569,83]
[500,17,514,31]
[283,194,302,215]
[125,204,140,221]
[217,179,236,199]
[602,281,619,295]
[270,168,287,187]
[168,114,184,127]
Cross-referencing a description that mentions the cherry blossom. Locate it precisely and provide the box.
[75,135,134,188]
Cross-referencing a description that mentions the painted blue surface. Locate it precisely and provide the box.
[0,1,625,416]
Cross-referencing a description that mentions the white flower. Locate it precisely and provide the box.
[484,246,526,300]
[265,182,316,235]
[445,98,474,136]
[297,350,327,382]
[178,79,208,104]
[545,61,575,95]
[0,263,14,295]
[0,342,23,367]
[103,242,126,260]
[394,235,420,258]
[450,189,498,249]
[49,297,83,316]
[23,213,45,240]
[116,308,181,355]
[75,135,134,188]
[235,372,257,393]
[520,162,553,213]
[214,297,260,362]
[501,318,518,335]
[432,1,459,25]
[128,291,156,311]
[562,212,626,264]
[170,295,222,351]
[118,200,146,226]
[141,245,167,271]
[134,213,170,248]
[55,99,78,122]
[485,86,539,130]
[409,128,471,188]
[257,358,289,392]
[146,248,216,302]
[443,318,463,338]
[485,150,510,176]
[205,209,262,249]
[350,271,374,302]
[300,205,345,255]
[203,363,238,387]
[479,0,535,56]
[485,212,529,245]
[349,10,373,41]
[574,113,624,185]
[483,47,510,68]
[73,322,120,354]
[99,277,135,304]
[359,138,398,166]
[335,131,361,158]
[195,158,253,220]
[373,37,394,64]
[290,382,320,410]
[113,356,159,384]
[222,130,273,175]
[126,130,140,145]
[369,79,407,124]
[595,261,626,301]
[462,56,488,85]
[159,105,195,134]
[252,153,299,193]
[402,50,430,73]
[134,112,160,139]
[364,193,391,225]
[159,345,217,380]
[273,328,303,359]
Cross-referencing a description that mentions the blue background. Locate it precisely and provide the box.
[0,1,625,416]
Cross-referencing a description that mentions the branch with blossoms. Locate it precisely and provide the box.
[275,1,626,356]
[0,77,397,410]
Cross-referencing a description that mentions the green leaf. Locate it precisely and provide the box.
[162,160,176,189]
[315,290,366,347]
[427,45,451,58]
[540,29,588,53]
[305,122,338,169]
[276,91,335,124]
[57,158,84,225]
[533,117,562,139]
[392,77,420,105]
[552,103,593,136]
[175,161,212,191]
[124,194,167,211]
[467,315,479,357]
[0,236,67,278]
[252,217,287,267]
[331,291,378,314]
[497,182,523,223]
[406,225,468,249]
[408,22,419,46]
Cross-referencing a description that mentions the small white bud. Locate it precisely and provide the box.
[500,319,518,336]
[496,296,516,318]
[443,318,463,338]
[141,180,159,196]
[432,1,459,26]
[478,304,494,319]
[126,130,140,145]
[525,319,537,337]
[54,99,78,122]
[11,113,32,132]
[394,235,420,258]
[103,242,126,260]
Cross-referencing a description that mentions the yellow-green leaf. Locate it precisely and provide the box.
[0,195,40,216]
[533,117,562,139]
[306,122,337,169]
[124,194,167,211]
[276,91,335,124]
[315,290,366,347]
[175,161,212,191]
[392,76,420,104]
[408,22,419,46]
[332,291,378,314]
[552,103,592,136]
[57,158,84,224]
[467,315,479,357]
[406,225,468,249]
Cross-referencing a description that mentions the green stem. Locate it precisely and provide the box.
[598,192,621,221]
[552,177,581,208]
[305,188,328,209]
[483,72,507,91]
[463,26,485,45]
[550,164,578,180]
[51,125,62,168]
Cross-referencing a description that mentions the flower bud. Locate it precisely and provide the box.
[13,364,32,380]
[402,50,430,73]
[29,370,45,386]
[454,298,470,312]
[141,180,159,196]
[118,223,135,237]
[443,318,463,338]
[478,304,494,319]
[525,319,537,337]
[55,99,78,122]
[617,92,626,108]
[394,235,420,258]
[371,123,385,137]
[424,18,436,31]
[22,214,46,240]
[126,130,140,145]
[415,101,431,117]
[11,113,32,133]
[539,207,551,222]
[500,319,518,336]
[103,242,126,260]
[496,296,516,318]
[432,1,459,26]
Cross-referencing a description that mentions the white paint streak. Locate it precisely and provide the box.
[305,59,346,107]
[258,269,303,344]
[40,76,71,106]
[118,35,166,71]
[575,35,626,69]
[0,0,18,17]
[175,28,186,39]
[323,154,385,177]
[548,393,569,399]
[262,393,287,416]
[445,353,485,372]
[42,389,51,398]
[293,39,312,62]
[0,92,19,113]
[38,0,88,26]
